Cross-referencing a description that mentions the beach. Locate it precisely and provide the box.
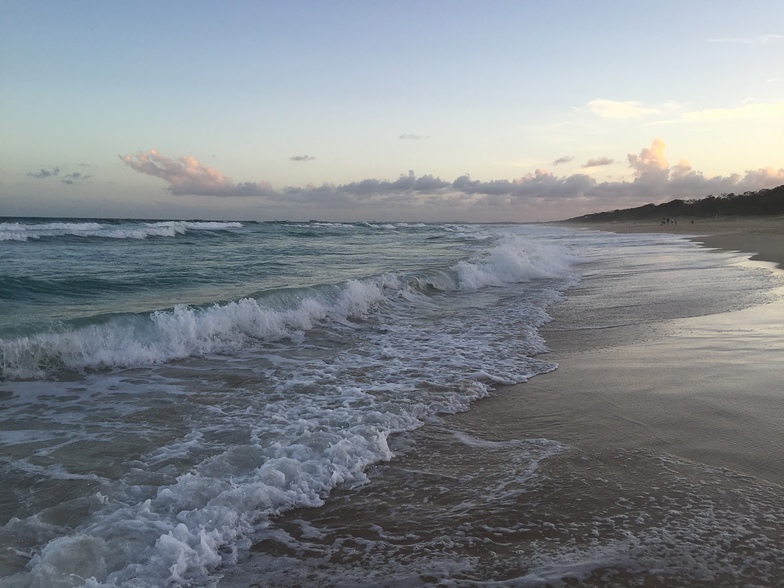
[473,216,784,486]
[217,218,784,586]
[443,218,784,584]
[4,219,784,586]
[461,303,784,486]
[568,216,784,269]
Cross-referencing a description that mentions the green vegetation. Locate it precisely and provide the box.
[569,184,784,222]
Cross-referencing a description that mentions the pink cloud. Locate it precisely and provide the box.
[627,138,669,178]
[120,150,272,197]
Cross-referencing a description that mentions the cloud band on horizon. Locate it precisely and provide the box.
[120,142,784,215]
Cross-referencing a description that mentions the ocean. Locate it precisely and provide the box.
[1,218,783,587]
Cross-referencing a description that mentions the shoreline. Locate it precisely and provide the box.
[219,222,784,585]
[452,301,784,487]
[557,216,784,269]
[451,217,784,487]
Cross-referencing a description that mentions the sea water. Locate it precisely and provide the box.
[1,219,782,587]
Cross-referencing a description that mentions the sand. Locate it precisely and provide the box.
[562,216,784,268]
[451,217,784,488]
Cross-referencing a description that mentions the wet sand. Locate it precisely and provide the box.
[453,217,784,487]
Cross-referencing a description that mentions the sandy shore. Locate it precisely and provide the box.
[452,217,784,487]
[221,221,784,585]
[560,216,784,268]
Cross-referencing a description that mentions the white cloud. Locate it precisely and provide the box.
[709,34,783,45]
[585,98,782,127]
[586,99,660,119]
[679,100,784,122]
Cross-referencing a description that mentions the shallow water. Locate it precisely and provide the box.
[222,426,784,587]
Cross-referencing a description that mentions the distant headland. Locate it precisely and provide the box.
[567,184,784,223]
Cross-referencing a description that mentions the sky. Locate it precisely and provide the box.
[1,1,783,222]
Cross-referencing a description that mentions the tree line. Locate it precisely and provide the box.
[569,184,784,222]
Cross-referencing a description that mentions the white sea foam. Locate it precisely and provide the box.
[0,220,242,241]
[3,380,405,587]
[0,224,583,587]
[0,236,574,380]
[366,223,398,230]
[0,222,102,241]
[455,235,579,289]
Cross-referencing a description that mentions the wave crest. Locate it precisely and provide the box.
[0,278,392,379]
[0,234,576,380]
[0,221,243,242]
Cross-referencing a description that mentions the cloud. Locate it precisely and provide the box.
[627,138,669,179]
[290,155,316,162]
[553,156,574,166]
[430,138,784,214]
[27,167,60,179]
[582,157,614,168]
[120,150,273,196]
[450,170,597,200]
[580,139,784,214]
[62,172,91,185]
[679,100,784,122]
[587,99,659,119]
[283,171,452,202]
[582,98,784,127]
[400,134,424,140]
[709,34,783,45]
[118,144,784,220]
[26,165,90,185]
